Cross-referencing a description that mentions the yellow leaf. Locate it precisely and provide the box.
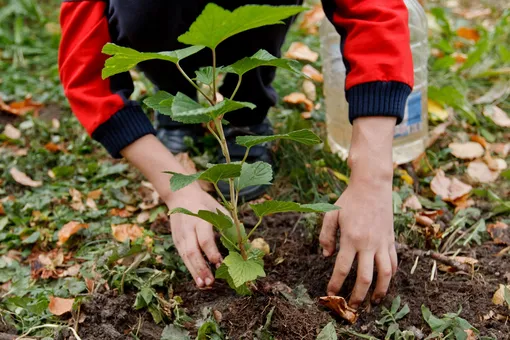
[428,99,449,122]
[492,284,510,306]
[397,169,414,185]
[331,170,350,184]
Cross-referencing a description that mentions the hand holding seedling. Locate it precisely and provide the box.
[321,117,398,308]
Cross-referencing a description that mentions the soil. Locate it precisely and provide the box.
[78,212,510,339]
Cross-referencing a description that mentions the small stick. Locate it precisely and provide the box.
[396,243,472,273]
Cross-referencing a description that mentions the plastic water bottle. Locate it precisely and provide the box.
[320,0,429,164]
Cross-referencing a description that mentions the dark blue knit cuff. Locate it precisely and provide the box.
[92,103,156,158]
[346,81,412,125]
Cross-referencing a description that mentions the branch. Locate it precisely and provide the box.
[395,243,472,273]
[176,62,214,105]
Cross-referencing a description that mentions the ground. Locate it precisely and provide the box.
[0,0,509,339]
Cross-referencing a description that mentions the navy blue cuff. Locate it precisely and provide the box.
[92,103,156,158]
[346,81,412,125]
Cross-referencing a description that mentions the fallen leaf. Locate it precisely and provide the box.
[3,124,21,139]
[456,27,480,41]
[58,221,89,245]
[448,142,485,159]
[487,222,510,245]
[404,195,422,210]
[483,310,496,321]
[455,7,491,19]
[48,296,74,316]
[484,153,507,171]
[174,153,213,192]
[52,118,60,129]
[426,121,451,148]
[465,329,476,340]
[415,214,434,227]
[452,195,475,212]
[490,143,510,157]
[0,203,4,215]
[302,64,323,82]
[9,167,43,187]
[474,82,510,104]
[451,52,467,63]
[470,135,488,149]
[59,264,81,277]
[44,142,61,153]
[136,211,150,224]
[284,42,319,62]
[492,284,510,306]
[0,96,43,116]
[484,105,510,127]
[111,224,143,242]
[301,112,312,120]
[428,100,449,122]
[15,148,28,156]
[283,92,314,111]
[319,296,358,324]
[302,80,316,101]
[467,160,500,183]
[430,170,472,202]
[109,208,133,218]
[47,169,56,179]
[85,278,95,293]
[86,198,97,210]
[299,4,325,34]
[397,169,414,185]
[87,189,102,200]
[69,188,85,212]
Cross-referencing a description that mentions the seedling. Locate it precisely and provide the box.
[376,296,414,340]
[421,305,478,340]
[101,4,339,294]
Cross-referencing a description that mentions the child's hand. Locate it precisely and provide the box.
[166,184,227,289]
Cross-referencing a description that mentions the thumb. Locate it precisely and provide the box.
[319,210,339,257]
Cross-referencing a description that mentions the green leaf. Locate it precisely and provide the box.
[143,91,174,116]
[223,252,265,287]
[385,323,399,338]
[178,4,306,49]
[197,320,223,340]
[390,296,401,314]
[317,322,337,340]
[504,286,510,307]
[161,325,191,340]
[394,304,410,321]
[422,305,447,332]
[140,287,154,305]
[195,67,215,85]
[215,263,251,295]
[22,231,40,244]
[101,43,204,79]
[224,49,301,76]
[250,201,339,218]
[170,208,233,231]
[170,92,256,123]
[236,129,321,148]
[168,164,242,191]
[237,161,273,190]
[452,326,468,340]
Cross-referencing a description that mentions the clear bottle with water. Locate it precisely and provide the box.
[320,0,428,164]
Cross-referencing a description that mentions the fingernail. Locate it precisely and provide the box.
[196,277,204,288]
[323,250,330,257]
[205,277,213,286]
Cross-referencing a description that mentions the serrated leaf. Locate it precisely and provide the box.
[140,287,153,305]
[215,263,252,295]
[170,208,233,231]
[394,304,410,321]
[143,91,174,115]
[250,201,339,218]
[178,4,306,49]
[223,252,265,287]
[101,43,204,79]
[195,67,215,85]
[224,49,301,76]
[237,161,273,190]
[168,164,242,191]
[317,322,337,340]
[236,129,321,148]
[171,92,255,123]
[168,172,202,192]
[161,325,191,340]
[390,296,401,314]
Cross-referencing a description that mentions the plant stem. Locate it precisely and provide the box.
[213,183,230,209]
[212,48,217,103]
[176,62,214,105]
[246,217,263,240]
[230,75,242,100]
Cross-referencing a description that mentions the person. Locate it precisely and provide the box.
[58,0,413,309]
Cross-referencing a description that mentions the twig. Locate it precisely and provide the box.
[15,324,82,340]
[396,243,472,273]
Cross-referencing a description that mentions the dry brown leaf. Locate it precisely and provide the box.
[404,195,422,210]
[427,121,451,147]
[9,167,43,187]
[448,142,485,159]
[319,296,358,324]
[452,195,475,212]
[109,208,133,218]
[470,135,488,149]
[174,153,213,192]
[302,64,323,82]
[0,96,43,116]
[451,52,467,64]
[86,198,97,210]
[467,160,500,183]
[0,203,4,216]
[47,169,56,179]
[58,221,88,245]
[302,80,316,101]
[415,214,434,227]
[284,42,319,62]
[59,264,81,277]
[136,211,150,224]
[3,124,21,139]
[484,105,510,127]
[44,142,61,153]
[87,189,102,200]
[492,284,510,306]
[490,143,510,157]
[69,188,85,212]
[301,112,312,120]
[465,329,476,340]
[299,4,325,34]
[85,278,95,293]
[484,152,507,171]
[456,27,480,41]
[487,221,510,245]
[48,296,74,316]
[111,224,143,242]
[430,170,472,202]
[283,92,314,111]
[455,8,491,19]
[52,118,60,129]
[15,148,28,156]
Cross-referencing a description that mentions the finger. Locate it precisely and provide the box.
[349,251,374,309]
[206,196,230,216]
[371,250,393,304]
[185,229,215,287]
[320,210,339,257]
[389,243,398,276]
[173,230,201,286]
[327,242,355,296]
[196,221,223,268]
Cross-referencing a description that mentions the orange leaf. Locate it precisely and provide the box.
[58,221,89,245]
[456,27,480,41]
[470,135,488,149]
[111,224,143,242]
[299,4,325,34]
[319,296,358,324]
[9,167,43,187]
[302,65,323,82]
[0,203,4,215]
[430,170,472,202]
[284,42,318,62]
[283,92,314,111]
[48,296,74,316]
[87,189,102,200]
[0,96,43,116]
[44,142,61,153]
[487,221,509,245]
[109,208,133,218]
